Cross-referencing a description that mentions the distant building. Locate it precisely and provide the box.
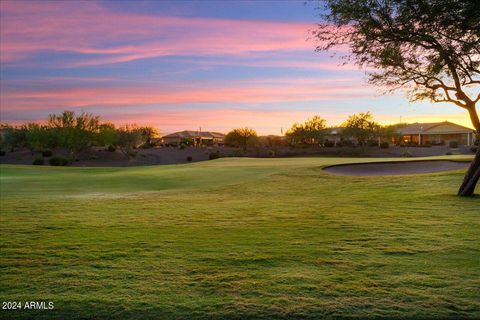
[162,130,225,146]
[325,121,476,147]
[397,121,476,146]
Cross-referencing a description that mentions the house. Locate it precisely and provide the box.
[162,130,225,146]
[397,121,476,146]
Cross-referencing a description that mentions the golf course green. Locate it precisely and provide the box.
[1,156,479,319]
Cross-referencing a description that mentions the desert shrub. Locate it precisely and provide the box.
[231,149,244,157]
[186,156,193,162]
[41,149,53,157]
[49,156,68,166]
[32,157,44,165]
[449,141,459,148]
[209,151,221,160]
[0,150,5,156]
[380,142,389,149]
[107,145,116,152]
[324,140,335,147]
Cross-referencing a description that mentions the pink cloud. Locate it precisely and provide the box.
[0,0,322,66]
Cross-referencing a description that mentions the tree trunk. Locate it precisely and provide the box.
[458,147,480,196]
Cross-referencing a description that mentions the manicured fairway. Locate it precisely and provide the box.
[0,156,479,319]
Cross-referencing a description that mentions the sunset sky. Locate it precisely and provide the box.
[0,0,473,134]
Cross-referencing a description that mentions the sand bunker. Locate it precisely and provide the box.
[323,160,470,176]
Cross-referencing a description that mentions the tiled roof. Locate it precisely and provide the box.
[398,121,474,135]
[162,130,225,139]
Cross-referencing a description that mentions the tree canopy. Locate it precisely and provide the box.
[315,0,480,130]
[286,115,327,145]
[225,128,258,150]
[314,0,480,195]
[341,112,380,146]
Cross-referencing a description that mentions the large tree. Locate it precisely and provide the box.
[314,0,480,196]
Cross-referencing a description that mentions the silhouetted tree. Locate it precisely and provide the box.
[225,128,258,150]
[139,126,160,147]
[342,112,379,147]
[116,125,145,159]
[1,125,27,152]
[314,0,480,196]
[47,111,100,161]
[286,115,327,145]
[96,123,118,148]
[24,123,58,154]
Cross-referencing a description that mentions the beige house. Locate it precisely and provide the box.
[162,130,225,146]
[398,121,476,146]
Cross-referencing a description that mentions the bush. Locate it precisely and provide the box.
[367,140,378,147]
[339,140,353,147]
[380,142,389,149]
[324,140,335,147]
[209,151,221,160]
[267,150,275,157]
[107,145,116,152]
[471,147,478,153]
[446,152,453,155]
[0,150,5,156]
[403,151,413,157]
[32,157,44,165]
[128,151,137,158]
[231,149,244,157]
[89,155,98,160]
[41,149,53,157]
[49,156,68,166]
[449,141,459,148]
[186,156,193,162]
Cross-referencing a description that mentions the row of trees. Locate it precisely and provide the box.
[0,111,158,161]
[285,112,399,147]
[222,112,401,150]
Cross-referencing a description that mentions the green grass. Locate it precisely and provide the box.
[0,156,479,319]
